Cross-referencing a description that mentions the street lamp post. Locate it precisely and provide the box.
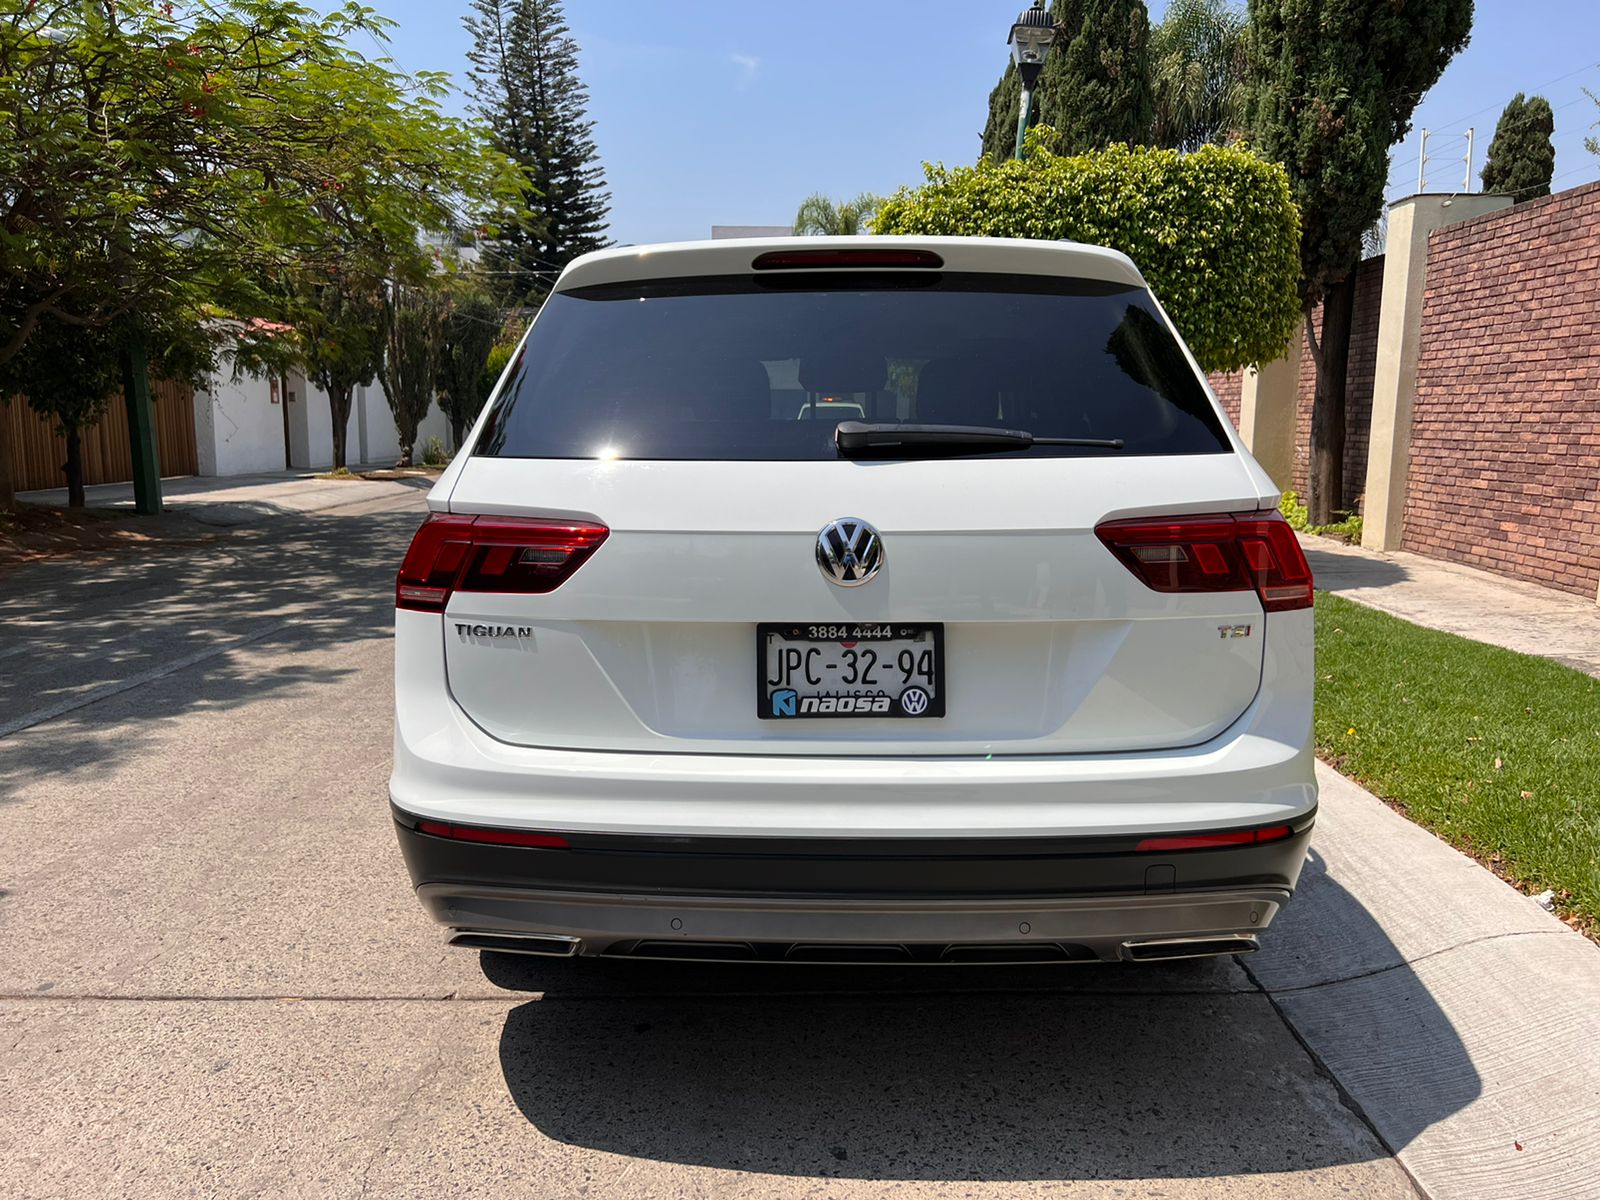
[1008,2,1057,161]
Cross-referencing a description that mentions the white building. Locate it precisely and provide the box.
[192,358,454,475]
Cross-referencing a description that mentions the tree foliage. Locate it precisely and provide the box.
[436,284,504,447]
[2,1,512,364]
[792,193,881,236]
[0,320,121,508]
[1149,0,1247,152]
[872,137,1302,373]
[2,0,518,492]
[465,0,610,294]
[483,341,519,406]
[296,274,385,472]
[1244,0,1473,310]
[1482,93,1556,200]
[380,283,448,467]
[980,0,1154,163]
[1245,0,1473,523]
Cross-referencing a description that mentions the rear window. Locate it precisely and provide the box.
[475,272,1232,461]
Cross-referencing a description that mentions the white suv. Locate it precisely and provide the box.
[390,236,1316,965]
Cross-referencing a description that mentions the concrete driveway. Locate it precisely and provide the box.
[1,487,1595,1199]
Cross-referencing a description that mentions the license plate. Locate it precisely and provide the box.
[757,623,944,719]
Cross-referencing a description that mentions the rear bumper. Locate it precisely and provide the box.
[393,810,1312,962]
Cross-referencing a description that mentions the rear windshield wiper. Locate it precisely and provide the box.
[834,421,1124,457]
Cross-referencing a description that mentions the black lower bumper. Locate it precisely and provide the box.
[391,805,1316,902]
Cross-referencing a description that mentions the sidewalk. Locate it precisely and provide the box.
[17,468,436,528]
[1302,534,1600,677]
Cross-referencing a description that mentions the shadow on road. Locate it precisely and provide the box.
[0,508,420,798]
[1302,543,1410,591]
[485,850,1479,1182]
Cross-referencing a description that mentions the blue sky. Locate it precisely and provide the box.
[366,1,1600,246]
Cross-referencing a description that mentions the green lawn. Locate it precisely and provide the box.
[1314,592,1600,933]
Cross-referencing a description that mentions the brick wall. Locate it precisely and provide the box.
[1402,180,1600,598]
[1210,370,1242,428]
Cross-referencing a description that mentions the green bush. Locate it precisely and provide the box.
[483,342,517,401]
[421,436,449,467]
[1280,489,1362,542]
[1279,489,1310,530]
[871,136,1302,374]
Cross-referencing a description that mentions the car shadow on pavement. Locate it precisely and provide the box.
[485,853,1479,1182]
[1301,543,1409,591]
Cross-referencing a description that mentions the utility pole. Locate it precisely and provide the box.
[1463,127,1475,192]
[1417,129,1430,193]
[120,333,162,515]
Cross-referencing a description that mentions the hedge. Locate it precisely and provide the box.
[870,136,1302,374]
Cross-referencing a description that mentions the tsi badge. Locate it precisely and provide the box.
[1217,624,1253,639]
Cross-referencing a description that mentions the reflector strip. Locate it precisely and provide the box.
[1135,824,1295,852]
[414,819,570,849]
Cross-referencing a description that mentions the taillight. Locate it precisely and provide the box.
[1094,510,1313,612]
[396,513,609,612]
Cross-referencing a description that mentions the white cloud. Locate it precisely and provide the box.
[729,52,760,89]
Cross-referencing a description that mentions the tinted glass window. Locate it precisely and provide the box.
[476,272,1231,461]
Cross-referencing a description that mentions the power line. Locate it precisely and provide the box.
[1418,59,1600,139]
[1388,59,1600,179]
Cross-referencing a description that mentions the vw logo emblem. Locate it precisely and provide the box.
[816,517,884,587]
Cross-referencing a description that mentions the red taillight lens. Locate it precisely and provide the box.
[414,818,570,849]
[752,248,944,270]
[1135,824,1294,852]
[396,514,609,612]
[1094,510,1313,612]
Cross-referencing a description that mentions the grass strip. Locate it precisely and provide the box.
[1315,592,1600,934]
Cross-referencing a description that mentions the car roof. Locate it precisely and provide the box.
[554,235,1147,293]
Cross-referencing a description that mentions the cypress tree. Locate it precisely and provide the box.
[1481,93,1556,201]
[465,0,611,294]
[979,0,1154,162]
[1246,0,1473,524]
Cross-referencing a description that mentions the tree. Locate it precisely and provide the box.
[979,0,1154,163]
[465,0,610,294]
[295,274,385,473]
[1149,0,1247,152]
[1482,93,1556,200]
[1245,0,1473,523]
[483,342,519,403]
[436,285,504,447]
[2,0,518,496]
[0,306,205,506]
[380,283,448,468]
[792,194,882,236]
[873,138,1302,374]
[1,322,121,509]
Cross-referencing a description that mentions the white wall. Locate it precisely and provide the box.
[355,381,402,466]
[356,378,455,465]
[193,361,456,476]
[193,362,287,476]
[417,403,454,457]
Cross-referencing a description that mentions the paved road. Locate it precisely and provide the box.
[1,490,1593,1198]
